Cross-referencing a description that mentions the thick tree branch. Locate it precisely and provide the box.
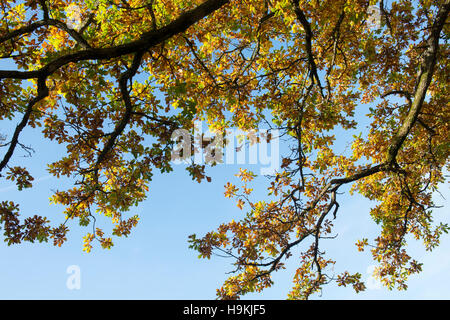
[0,77,49,173]
[292,0,324,98]
[0,19,92,48]
[0,0,230,80]
[39,0,49,20]
[387,0,449,163]
[94,51,144,170]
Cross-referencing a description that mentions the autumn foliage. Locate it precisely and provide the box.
[0,0,449,299]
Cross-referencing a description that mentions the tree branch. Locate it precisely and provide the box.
[0,0,230,80]
[0,77,49,173]
[292,0,324,98]
[387,0,449,163]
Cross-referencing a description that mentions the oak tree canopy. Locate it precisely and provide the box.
[0,0,449,299]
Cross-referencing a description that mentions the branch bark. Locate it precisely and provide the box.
[387,0,449,163]
[0,0,230,80]
[0,77,49,173]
